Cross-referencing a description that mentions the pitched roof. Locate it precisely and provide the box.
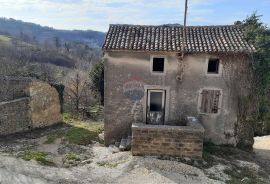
[103,24,255,53]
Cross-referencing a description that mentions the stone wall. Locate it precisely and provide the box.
[0,76,32,102]
[30,81,62,128]
[0,98,31,135]
[131,118,205,158]
[0,77,62,135]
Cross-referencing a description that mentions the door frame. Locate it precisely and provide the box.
[143,85,170,124]
[147,89,166,125]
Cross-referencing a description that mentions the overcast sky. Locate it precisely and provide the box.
[0,0,269,32]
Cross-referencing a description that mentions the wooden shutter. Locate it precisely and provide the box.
[200,90,221,114]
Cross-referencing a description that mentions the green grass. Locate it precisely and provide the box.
[64,153,81,161]
[45,113,104,145]
[44,130,65,144]
[20,150,55,166]
[0,35,11,43]
[96,161,118,168]
[65,127,96,145]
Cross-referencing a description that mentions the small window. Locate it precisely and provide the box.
[152,57,165,72]
[207,59,219,74]
[200,89,221,114]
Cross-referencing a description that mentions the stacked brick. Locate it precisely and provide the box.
[131,118,205,158]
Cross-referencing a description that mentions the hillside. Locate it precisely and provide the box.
[0,18,105,48]
[0,33,102,83]
[0,34,75,67]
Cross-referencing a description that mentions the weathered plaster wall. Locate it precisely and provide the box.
[104,51,250,146]
[0,77,62,135]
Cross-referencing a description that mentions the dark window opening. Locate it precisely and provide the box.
[207,59,220,74]
[152,57,165,72]
[200,90,221,114]
[150,92,163,111]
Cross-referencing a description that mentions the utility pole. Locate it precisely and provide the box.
[182,0,188,59]
[177,0,188,81]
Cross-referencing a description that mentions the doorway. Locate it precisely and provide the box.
[146,90,166,125]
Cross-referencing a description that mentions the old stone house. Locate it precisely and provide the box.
[102,24,254,157]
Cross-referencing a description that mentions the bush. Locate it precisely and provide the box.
[89,61,104,105]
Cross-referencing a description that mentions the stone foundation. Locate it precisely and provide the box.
[0,77,62,135]
[131,117,205,158]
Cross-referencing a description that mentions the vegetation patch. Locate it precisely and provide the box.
[203,142,254,161]
[96,161,118,168]
[19,150,55,166]
[45,113,104,145]
[226,179,267,184]
[65,127,98,145]
[0,35,11,43]
[64,153,81,161]
[45,130,65,144]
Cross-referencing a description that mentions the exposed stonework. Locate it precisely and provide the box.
[132,118,205,158]
[0,77,62,135]
[0,98,31,135]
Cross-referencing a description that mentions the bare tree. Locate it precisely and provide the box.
[64,71,90,113]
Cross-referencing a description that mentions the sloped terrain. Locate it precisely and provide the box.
[0,118,269,184]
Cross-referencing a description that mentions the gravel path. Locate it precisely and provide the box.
[1,136,269,184]
[0,145,221,184]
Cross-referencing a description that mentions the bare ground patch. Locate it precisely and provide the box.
[0,120,270,184]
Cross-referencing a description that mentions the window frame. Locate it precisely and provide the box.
[205,57,222,76]
[150,55,167,75]
[197,88,223,115]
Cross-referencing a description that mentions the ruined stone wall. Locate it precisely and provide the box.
[0,98,31,135]
[104,51,252,146]
[0,77,31,102]
[131,119,204,158]
[30,81,62,128]
[0,77,62,135]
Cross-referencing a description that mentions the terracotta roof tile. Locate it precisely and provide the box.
[103,24,255,53]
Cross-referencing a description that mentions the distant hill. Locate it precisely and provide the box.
[0,18,105,48]
[0,34,76,68]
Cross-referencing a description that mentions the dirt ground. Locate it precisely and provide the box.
[0,122,269,184]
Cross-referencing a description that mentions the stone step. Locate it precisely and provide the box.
[126,136,132,151]
[119,138,127,151]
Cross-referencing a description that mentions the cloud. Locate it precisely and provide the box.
[0,0,267,31]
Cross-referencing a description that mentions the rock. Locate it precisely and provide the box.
[98,132,104,142]
[81,159,92,164]
[109,145,120,153]
[183,157,191,162]
[119,138,127,151]
[193,160,199,166]
[115,141,120,147]
[241,177,249,182]
[126,136,132,151]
